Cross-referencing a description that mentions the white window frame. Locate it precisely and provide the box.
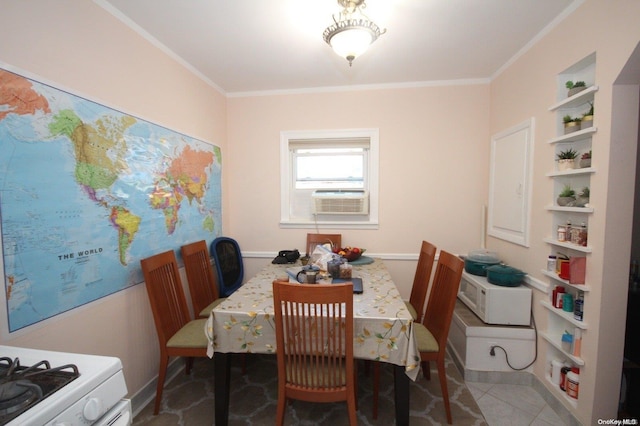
[280,129,379,229]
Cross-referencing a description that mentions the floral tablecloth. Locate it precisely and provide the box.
[205,259,420,380]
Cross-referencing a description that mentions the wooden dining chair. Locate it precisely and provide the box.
[415,249,464,424]
[181,240,226,318]
[372,240,437,418]
[140,250,209,415]
[405,240,438,322]
[272,280,357,426]
[306,233,342,255]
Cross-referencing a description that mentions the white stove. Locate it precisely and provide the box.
[0,345,131,425]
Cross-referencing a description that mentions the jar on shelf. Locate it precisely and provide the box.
[547,255,557,272]
[578,222,588,246]
[566,368,580,399]
[557,225,567,242]
[570,226,581,245]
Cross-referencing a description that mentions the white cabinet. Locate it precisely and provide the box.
[542,53,596,409]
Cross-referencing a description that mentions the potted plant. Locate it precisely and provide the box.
[580,150,592,168]
[566,80,587,97]
[581,102,594,129]
[575,186,590,207]
[557,147,578,170]
[563,115,581,134]
[557,184,576,206]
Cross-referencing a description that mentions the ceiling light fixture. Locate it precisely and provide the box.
[322,0,386,67]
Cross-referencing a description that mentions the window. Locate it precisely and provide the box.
[280,129,379,228]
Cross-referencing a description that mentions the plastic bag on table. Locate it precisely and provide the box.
[310,243,338,271]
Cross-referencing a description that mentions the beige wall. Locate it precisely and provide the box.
[226,86,491,263]
[0,0,227,399]
[489,1,640,423]
[2,0,640,424]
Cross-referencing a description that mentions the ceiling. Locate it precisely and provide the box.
[97,0,579,95]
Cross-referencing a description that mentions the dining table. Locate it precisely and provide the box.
[205,257,420,425]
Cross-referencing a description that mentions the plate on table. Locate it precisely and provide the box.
[348,255,374,265]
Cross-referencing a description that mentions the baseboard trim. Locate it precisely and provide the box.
[129,358,183,418]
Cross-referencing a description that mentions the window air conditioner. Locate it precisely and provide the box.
[312,190,369,215]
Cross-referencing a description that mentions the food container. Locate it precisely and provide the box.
[464,249,501,276]
[485,264,526,287]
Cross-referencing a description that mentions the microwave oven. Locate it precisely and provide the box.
[458,271,532,325]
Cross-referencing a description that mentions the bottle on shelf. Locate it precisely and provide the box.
[573,328,582,357]
[574,291,584,321]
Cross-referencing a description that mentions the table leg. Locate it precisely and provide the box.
[214,352,231,426]
[394,365,410,426]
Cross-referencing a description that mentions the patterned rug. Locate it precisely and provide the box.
[133,352,487,425]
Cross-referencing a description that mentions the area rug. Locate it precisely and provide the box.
[133,351,487,425]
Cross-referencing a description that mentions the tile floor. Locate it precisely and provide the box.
[466,381,567,426]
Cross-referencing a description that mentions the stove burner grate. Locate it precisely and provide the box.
[0,357,79,425]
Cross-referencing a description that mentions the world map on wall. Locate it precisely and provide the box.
[0,68,222,332]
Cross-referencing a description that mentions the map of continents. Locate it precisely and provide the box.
[0,68,222,331]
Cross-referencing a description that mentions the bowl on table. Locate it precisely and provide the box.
[334,247,366,262]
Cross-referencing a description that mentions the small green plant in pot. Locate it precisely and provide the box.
[557,147,578,171]
[563,115,581,134]
[581,102,594,129]
[557,184,576,207]
[566,80,587,97]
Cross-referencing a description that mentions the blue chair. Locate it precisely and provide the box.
[210,237,244,297]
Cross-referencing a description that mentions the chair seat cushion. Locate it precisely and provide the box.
[405,301,418,320]
[414,323,439,353]
[286,358,347,388]
[199,298,226,318]
[167,318,208,348]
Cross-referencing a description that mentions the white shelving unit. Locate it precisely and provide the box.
[542,53,596,411]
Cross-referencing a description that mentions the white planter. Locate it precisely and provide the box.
[564,122,581,134]
[558,159,576,171]
[568,86,586,97]
[581,116,593,129]
[557,196,576,207]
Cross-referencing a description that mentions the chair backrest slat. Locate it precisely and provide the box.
[408,240,437,322]
[422,250,464,349]
[273,281,353,391]
[182,240,219,316]
[141,250,191,346]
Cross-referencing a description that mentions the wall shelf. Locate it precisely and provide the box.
[545,206,594,213]
[548,127,598,144]
[541,300,588,329]
[546,168,595,177]
[540,270,590,292]
[540,331,585,366]
[549,85,599,111]
[544,238,592,253]
[545,375,579,408]
[540,55,595,416]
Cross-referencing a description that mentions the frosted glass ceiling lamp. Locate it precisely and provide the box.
[322,0,386,66]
